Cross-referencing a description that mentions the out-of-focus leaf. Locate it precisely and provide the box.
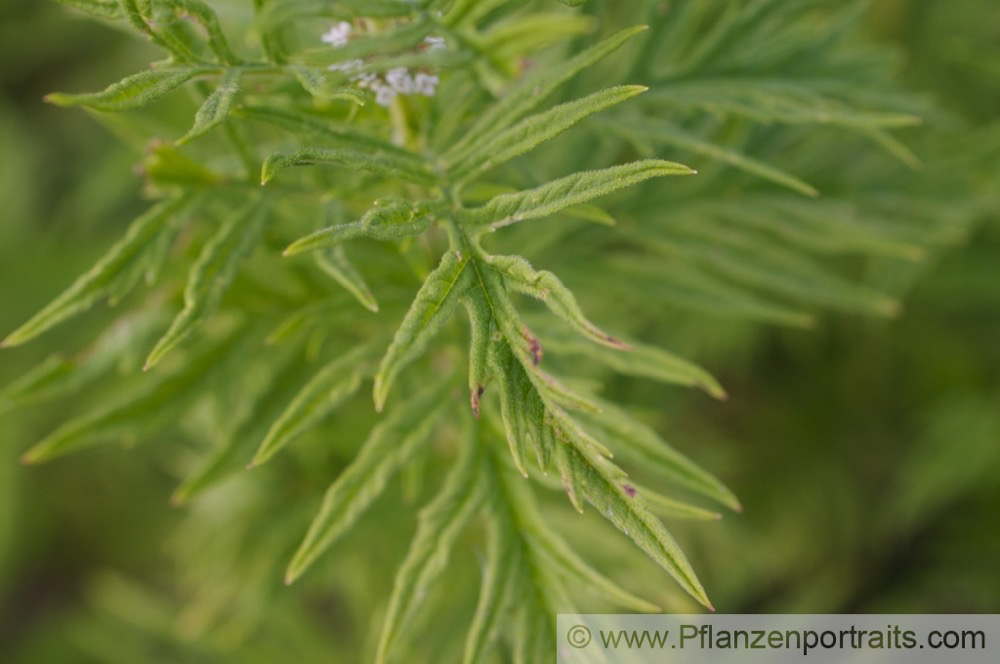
[56,0,123,18]
[3,197,191,347]
[445,26,647,161]
[145,202,266,369]
[447,86,648,181]
[261,147,436,186]
[22,331,243,464]
[314,246,379,313]
[250,344,373,467]
[286,377,453,584]
[375,437,484,664]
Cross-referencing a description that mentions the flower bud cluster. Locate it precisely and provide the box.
[322,22,445,108]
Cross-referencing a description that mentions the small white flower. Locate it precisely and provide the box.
[372,82,397,108]
[385,67,415,94]
[321,21,352,48]
[423,35,446,52]
[414,72,439,97]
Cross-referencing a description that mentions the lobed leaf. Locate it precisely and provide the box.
[2,197,191,348]
[286,377,454,585]
[458,160,694,230]
[484,253,627,350]
[564,442,713,609]
[177,69,242,144]
[373,250,473,411]
[46,68,197,112]
[145,203,266,369]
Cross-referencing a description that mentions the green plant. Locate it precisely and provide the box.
[2,0,989,661]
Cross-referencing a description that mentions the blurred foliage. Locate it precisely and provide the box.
[1,0,998,662]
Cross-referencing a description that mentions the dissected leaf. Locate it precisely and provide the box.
[458,160,694,230]
[534,319,726,399]
[578,397,741,511]
[484,253,627,350]
[563,441,713,609]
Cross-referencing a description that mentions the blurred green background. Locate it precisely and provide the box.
[1,0,997,661]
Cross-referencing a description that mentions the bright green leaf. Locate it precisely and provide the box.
[373,250,472,411]
[448,86,648,182]
[145,203,266,369]
[177,69,242,144]
[46,69,197,111]
[458,160,694,230]
[286,377,454,584]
